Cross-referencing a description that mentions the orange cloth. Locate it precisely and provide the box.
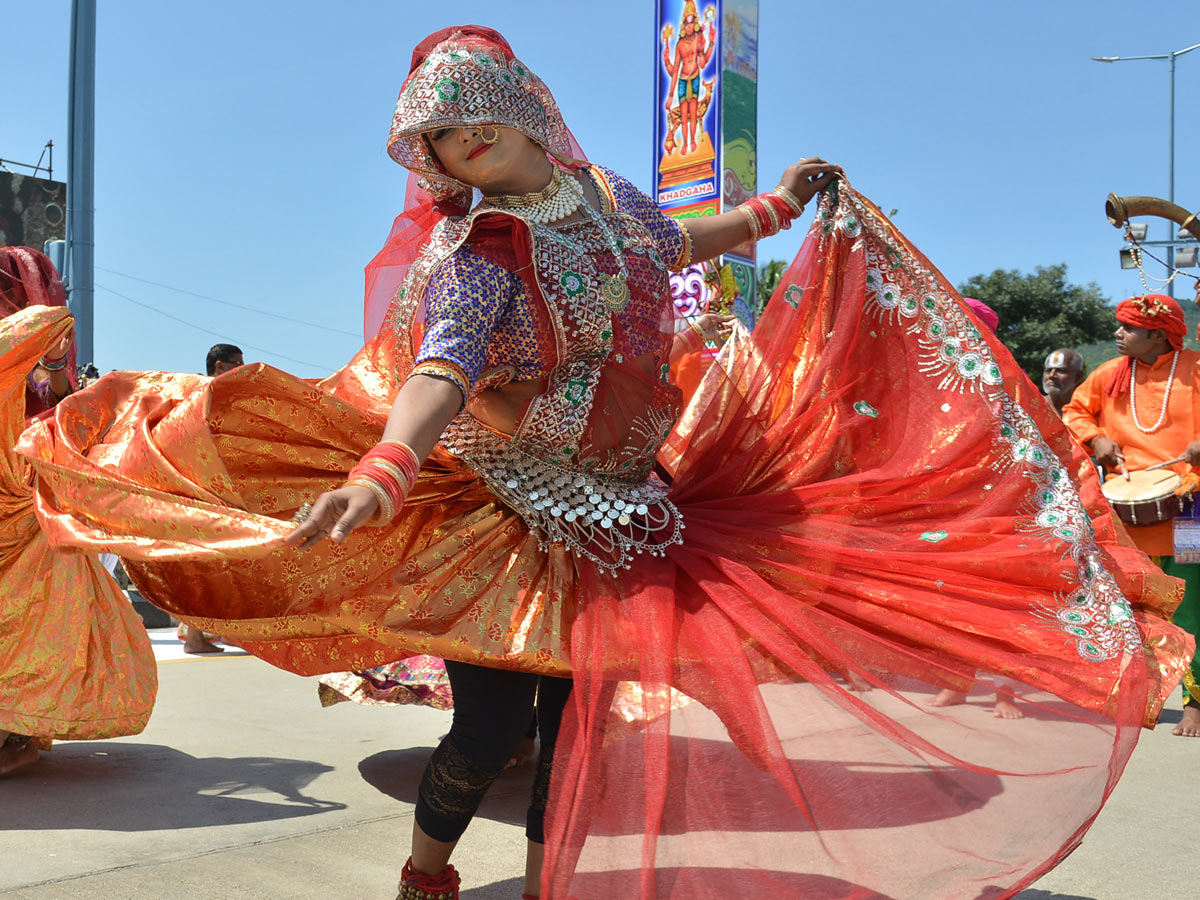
[0,306,156,742]
[1062,349,1200,556]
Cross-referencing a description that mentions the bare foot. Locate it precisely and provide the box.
[993,694,1025,720]
[928,689,968,708]
[183,632,225,654]
[1172,702,1200,737]
[180,624,225,654]
[843,670,873,692]
[506,736,536,770]
[0,735,39,777]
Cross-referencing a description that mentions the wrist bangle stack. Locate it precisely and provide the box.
[675,221,694,270]
[737,204,762,242]
[40,356,69,372]
[772,184,806,217]
[347,440,421,525]
[736,189,805,242]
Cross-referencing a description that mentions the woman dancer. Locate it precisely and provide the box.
[0,247,156,775]
[20,26,1192,900]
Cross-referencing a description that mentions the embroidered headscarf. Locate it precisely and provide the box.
[386,25,582,213]
[1105,293,1186,396]
[0,246,77,417]
[0,246,66,316]
[361,26,586,340]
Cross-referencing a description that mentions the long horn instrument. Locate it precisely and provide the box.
[1105,193,1200,243]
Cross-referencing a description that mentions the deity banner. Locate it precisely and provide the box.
[654,0,759,326]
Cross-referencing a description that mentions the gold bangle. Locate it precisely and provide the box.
[349,476,395,525]
[772,184,806,217]
[760,198,782,237]
[737,204,760,242]
[675,221,694,270]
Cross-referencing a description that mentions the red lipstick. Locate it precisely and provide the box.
[466,142,492,160]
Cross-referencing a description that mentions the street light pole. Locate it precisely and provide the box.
[1092,42,1200,298]
[67,0,96,365]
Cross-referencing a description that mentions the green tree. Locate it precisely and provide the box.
[756,259,788,315]
[956,264,1114,378]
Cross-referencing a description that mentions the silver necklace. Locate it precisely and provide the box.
[576,197,631,312]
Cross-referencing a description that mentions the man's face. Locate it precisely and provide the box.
[213,355,244,376]
[1115,322,1164,360]
[1042,352,1083,401]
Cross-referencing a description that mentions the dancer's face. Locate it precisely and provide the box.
[426,125,550,196]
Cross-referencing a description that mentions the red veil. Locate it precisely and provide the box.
[544,186,1191,898]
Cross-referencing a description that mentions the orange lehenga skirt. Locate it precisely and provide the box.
[0,306,155,746]
[18,187,1194,900]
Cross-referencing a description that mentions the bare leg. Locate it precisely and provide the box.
[928,689,968,707]
[523,839,545,898]
[410,820,458,875]
[1173,699,1200,737]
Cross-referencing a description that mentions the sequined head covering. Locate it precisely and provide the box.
[1105,293,1186,397]
[387,25,579,206]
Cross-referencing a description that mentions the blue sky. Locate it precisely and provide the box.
[5,1,1198,376]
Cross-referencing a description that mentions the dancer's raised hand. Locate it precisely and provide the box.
[778,157,843,208]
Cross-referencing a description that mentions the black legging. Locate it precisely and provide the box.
[415,660,572,844]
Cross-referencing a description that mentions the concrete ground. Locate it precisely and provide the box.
[0,634,1193,900]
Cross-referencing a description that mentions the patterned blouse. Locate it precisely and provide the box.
[411,165,687,400]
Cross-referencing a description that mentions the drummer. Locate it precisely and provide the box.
[1063,292,1200,738]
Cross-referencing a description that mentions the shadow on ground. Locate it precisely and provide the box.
[1013,891,1099,900]
[358,747,534,828]
[1156,707,1182,724]
[3,742,344,831]
[461,877,525,899]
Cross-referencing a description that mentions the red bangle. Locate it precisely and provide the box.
[746,196,773,237]
[761,192,796,229]
[347,440,421,524]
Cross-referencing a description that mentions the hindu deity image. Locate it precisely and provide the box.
[658,1,718,188]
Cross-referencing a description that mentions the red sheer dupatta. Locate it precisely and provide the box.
[545,186,1192,900]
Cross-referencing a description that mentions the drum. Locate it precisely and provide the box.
[1100,469,1193,527]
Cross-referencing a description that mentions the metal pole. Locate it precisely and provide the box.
[1168,51,1176,297]
[66,0,96,365]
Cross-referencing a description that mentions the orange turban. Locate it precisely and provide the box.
[1105,293,1186,396]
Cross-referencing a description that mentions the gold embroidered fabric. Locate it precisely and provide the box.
[0,306,156,742]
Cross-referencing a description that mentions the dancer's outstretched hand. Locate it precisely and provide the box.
[778,157,843,208]
[692,313,736,343]
[285,485,378,550]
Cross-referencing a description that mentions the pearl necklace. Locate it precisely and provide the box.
[480,167,583,224]
[1130,351,1179,434]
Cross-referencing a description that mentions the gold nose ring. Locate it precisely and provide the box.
[479,126,499,145]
